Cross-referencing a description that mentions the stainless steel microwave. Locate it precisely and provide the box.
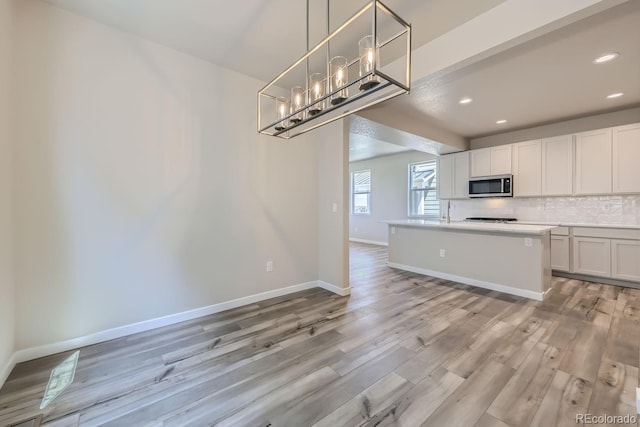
[468,174,513,198]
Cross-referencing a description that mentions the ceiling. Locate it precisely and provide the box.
[41,0,505,84]
[378,0,640,138]
[348,115,460,161]
[349,134,410,162]
[40,0,640,148]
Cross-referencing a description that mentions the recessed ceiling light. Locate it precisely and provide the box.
[607,92,624,99]
[593,53,619,64]
[459,97,472,105]
[496,119,507,124]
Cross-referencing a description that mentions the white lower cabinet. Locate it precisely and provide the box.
[550,236,570,272]
[572,237,611,277]
[611,239,640,282]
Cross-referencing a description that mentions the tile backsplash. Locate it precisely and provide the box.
[441,195,640,225]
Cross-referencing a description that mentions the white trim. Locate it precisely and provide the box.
[0,353,16,388]
[387,262,545,301]
[9,280,350,367]
[349,238,388,246]
[317,280,351,296]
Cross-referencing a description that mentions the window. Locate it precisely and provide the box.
[409,161,438,217]
[351,170,371,214]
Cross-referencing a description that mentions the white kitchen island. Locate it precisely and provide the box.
[383,220,558,300]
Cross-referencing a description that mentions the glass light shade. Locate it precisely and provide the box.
[359,35,380,91]
[275,97,289,131]
[329,56,348,105]
[290,86,305,123]
[308,73,326,116]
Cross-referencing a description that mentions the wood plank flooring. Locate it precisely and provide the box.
[1,242,639,426]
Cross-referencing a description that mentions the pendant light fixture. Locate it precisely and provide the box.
[258,0,411,139]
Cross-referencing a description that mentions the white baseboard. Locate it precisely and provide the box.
[9,280,349,369]
[387,262,545,301]
[349,238,388,246]
[318,280,351,296]
[0,352,16,388]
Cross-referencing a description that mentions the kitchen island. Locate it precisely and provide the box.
[383,220,558,300]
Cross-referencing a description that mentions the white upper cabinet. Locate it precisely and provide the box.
[612,123,640,194]
[490,145,512,175]
[512,140,541,197]
[464,122,638,198]
[574,128,612,195]
[470,146,511,177]
[470,148,491,177]
[437,151,469,199]
[453,151,470,198]
[437,155,454,200]
[542,135,573,196]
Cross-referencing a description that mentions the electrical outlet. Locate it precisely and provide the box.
[332,203,337,213]
[439,249,446,257]
[525,238,533,247]
[266,261,273,272]
[391,226,396,235]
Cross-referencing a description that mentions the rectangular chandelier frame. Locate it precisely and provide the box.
[258,0,411,139]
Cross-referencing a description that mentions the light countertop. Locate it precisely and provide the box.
[382,219,557,235]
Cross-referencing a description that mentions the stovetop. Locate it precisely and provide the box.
[464,217,518,223]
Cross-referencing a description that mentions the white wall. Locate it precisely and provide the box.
[318,121,349,290]
[12,0,333,351]
[0,0,16,382]
[349,150,437,244]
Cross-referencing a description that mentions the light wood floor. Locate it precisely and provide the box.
[1,242,639,426]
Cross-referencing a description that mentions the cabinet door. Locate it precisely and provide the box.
[612,123,640,194]
[611,239,640,282]
[471,148,491,177]
[490,145,512,175]
[512,140,541,197]
[572,237,611,277]
[551,235,570,272]
[437,155,454,199]
[542,135,573,196]
[453,151,470,198]
[575,128,612,195]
